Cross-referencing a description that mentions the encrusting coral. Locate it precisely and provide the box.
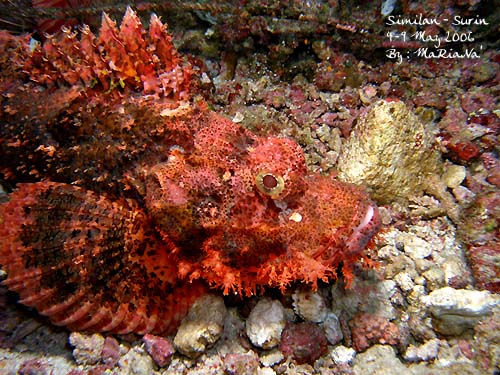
[0,8,381,335]
[337,99,443,205]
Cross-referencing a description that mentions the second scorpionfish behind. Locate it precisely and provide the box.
[0,8,381,335]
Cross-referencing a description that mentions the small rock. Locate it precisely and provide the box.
[349,313,400,352]
[65,370,87,375]
[257,368,276,375]
[118,347,156,375]
[413,258,433,274]
[174,294,227,358]
[331,279,397,321]
[442,164,466,189]
[322,313,343,345]
[142,333,175,367]
[473,309,500,373]
[471,61,497,84]
[246,298,286,349]
[69,332,105,365]
[422,287,500,335]
[407,285,426,306]
[422,267,445,291]
[423,287,499,316]
[18,359,50,375]
[394,272,414,293]
[402,234,432,260]
[219,308,247,354]
[9,319,42,345]
[259,349,284,367]
[330,345,356,365]
[232,112,244,123]
[414,275,426,286]
[292,289,327,323]
[279,322,328,365]
[101,336,122,367]
[403,338,441,362]
[442,257,471,288]
[358,85,377,105]
[353,345,406,375]
[447,140,480,162]
[458,191,500,293]
[315,124,331,143]
[452,186,476,205]
[224,352,259,375]
[377,244,400,260]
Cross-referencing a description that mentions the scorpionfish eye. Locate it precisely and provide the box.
[248,137,308,201]
[255,171,285,198]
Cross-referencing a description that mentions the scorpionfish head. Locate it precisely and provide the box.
[146,112,381,296]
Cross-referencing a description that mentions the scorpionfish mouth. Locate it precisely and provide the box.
[345,201,381,255]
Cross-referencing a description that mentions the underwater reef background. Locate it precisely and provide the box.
[0,1,499,374]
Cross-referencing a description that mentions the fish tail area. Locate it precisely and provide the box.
[0,181,206,335]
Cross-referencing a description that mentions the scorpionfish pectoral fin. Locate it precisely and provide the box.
[0,181,205,335]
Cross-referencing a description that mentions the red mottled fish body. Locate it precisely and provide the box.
[0,8,381,334]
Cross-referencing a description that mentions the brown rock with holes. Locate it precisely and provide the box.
[279,322,328,364]
[349,313,400,352]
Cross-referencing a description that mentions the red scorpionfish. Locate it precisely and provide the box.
[0,8,381,335]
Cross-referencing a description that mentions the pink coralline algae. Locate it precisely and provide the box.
[481,153,500,187]
[459,192,500,293]
[349,313,401,352]
[0,8,381,335]
[101,336,121,367]
[18,359,50,375]
[224,353,260,375]
[447,141,481,162]
[142,334,175,367]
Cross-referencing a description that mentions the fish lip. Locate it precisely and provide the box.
[345,202,381,254]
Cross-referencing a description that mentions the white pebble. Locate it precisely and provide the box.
[174,295,227,358]
[292,289,327,323]
[404,338,441,362]
[402,234,432,260]
[246,298,286,349]
[330,345,356,365]
[442,164,466,189]
[422,287,499,317]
